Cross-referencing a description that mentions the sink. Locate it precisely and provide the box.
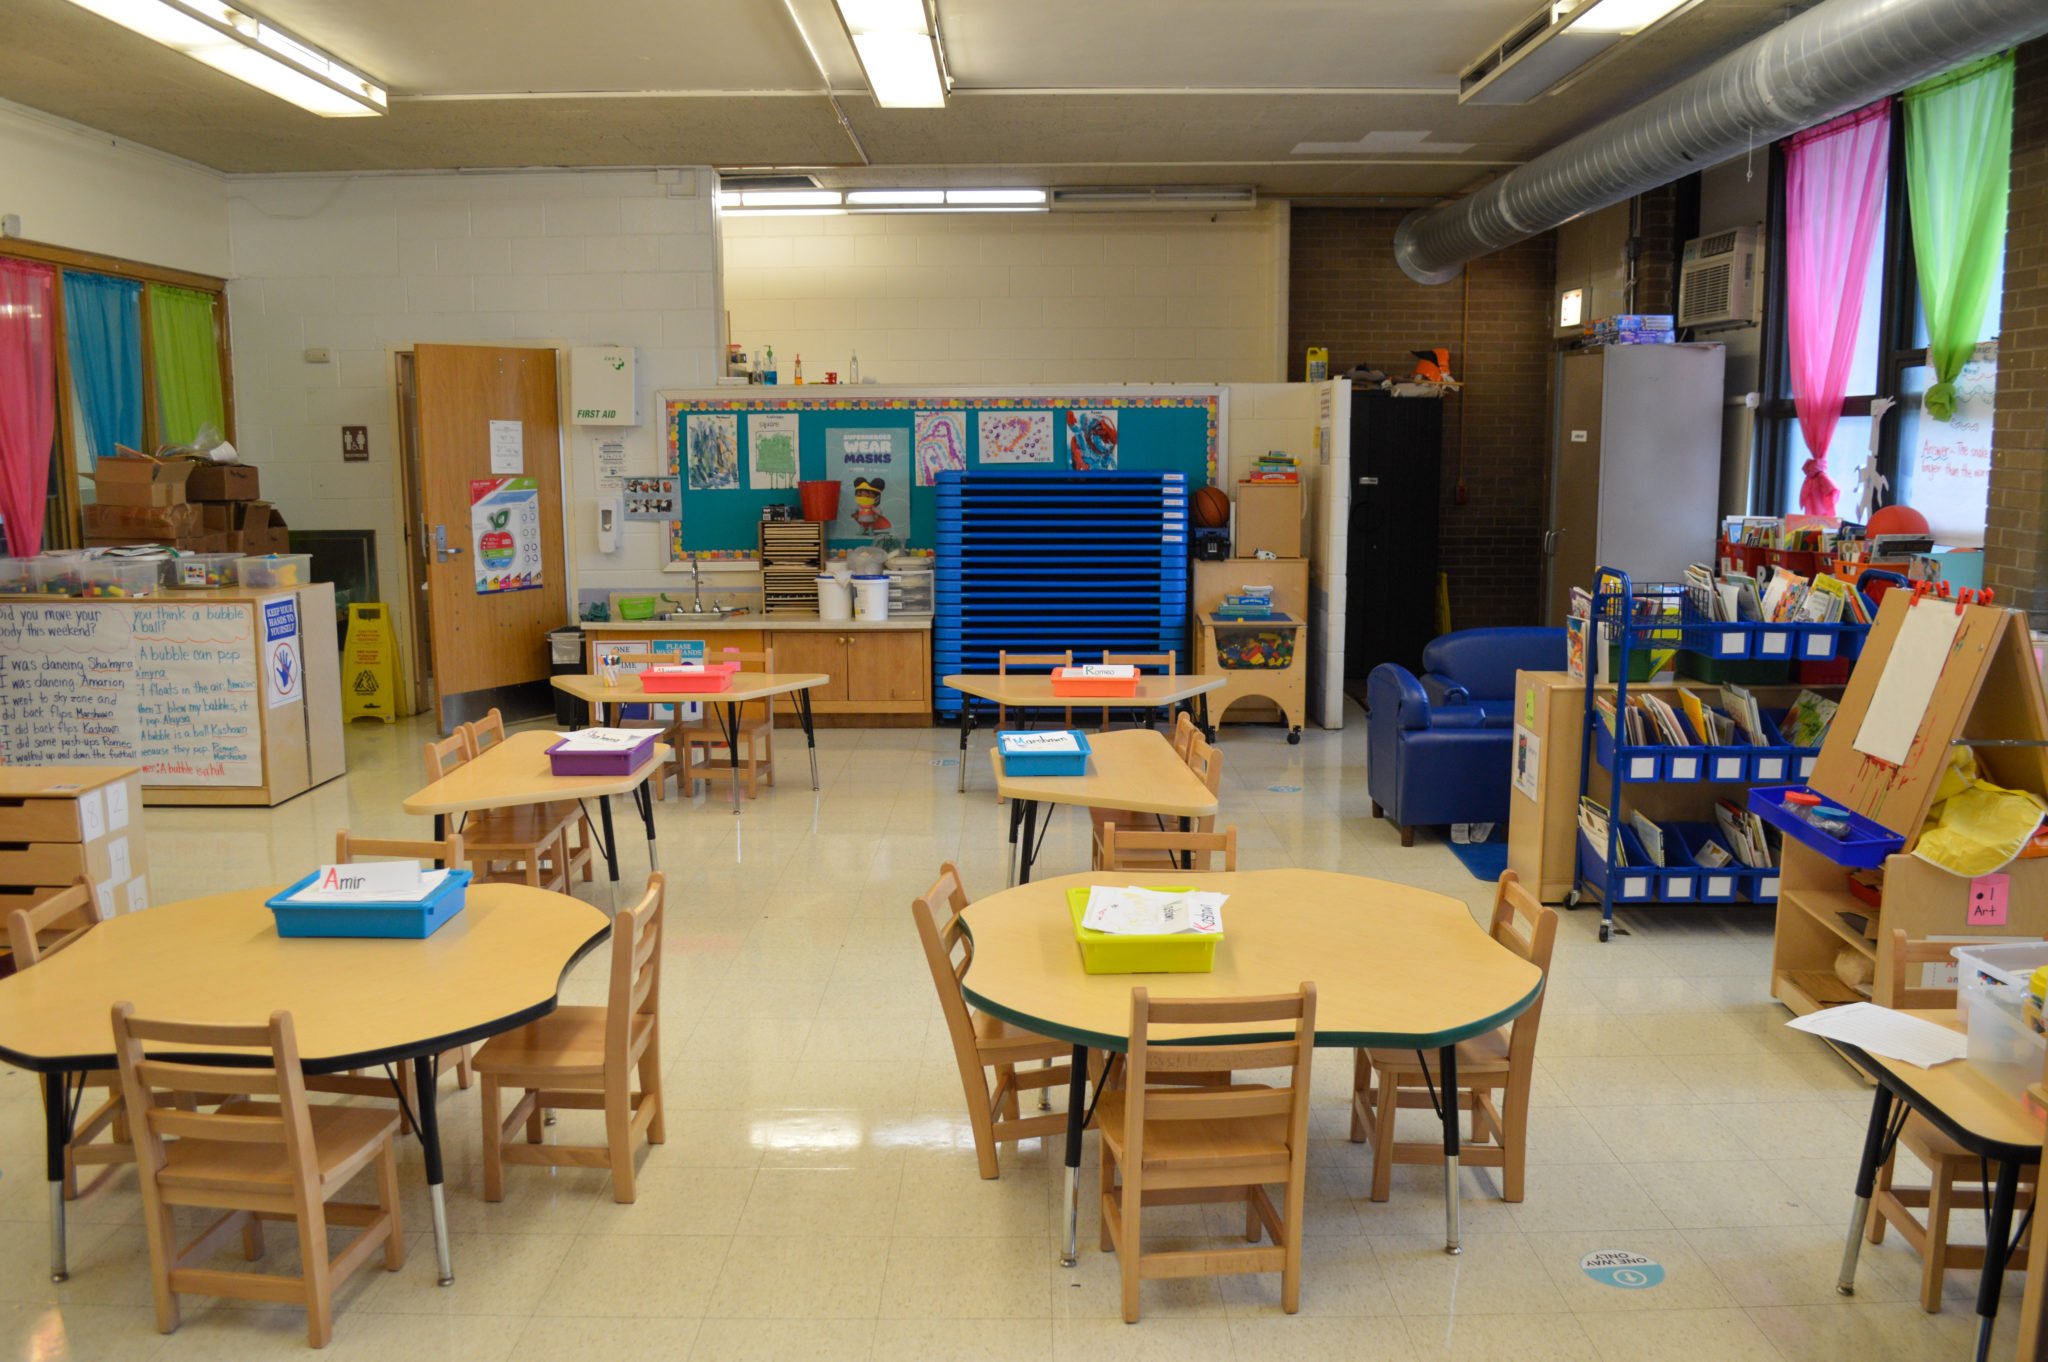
[666,609,737,622]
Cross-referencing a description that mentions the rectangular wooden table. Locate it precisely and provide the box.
[550,671,829,812]
[943,673,1228,793]
[402,729,670,905]
[987,727,1220,884]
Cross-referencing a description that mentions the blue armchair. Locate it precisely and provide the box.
[1366,627,1568,846]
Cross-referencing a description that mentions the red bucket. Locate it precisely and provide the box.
[798,480,841,522]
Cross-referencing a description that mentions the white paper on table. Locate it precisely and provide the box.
[1853,603,1964,766]
[551,727,649,752]
[1081,886,1225,936]
[1002,731,1081,753]
[1785,1002,1968,1068]
[288,866,449,905]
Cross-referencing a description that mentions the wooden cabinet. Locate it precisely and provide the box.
[764,627,931,724]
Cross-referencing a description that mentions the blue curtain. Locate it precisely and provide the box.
[61,272,142,468]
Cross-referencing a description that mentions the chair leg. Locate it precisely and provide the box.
[376,1139,407,1271]
[1281,1170,1307,1315]
[1120,1166,1144,1324]
[241,1211,264,1261]
[140,1193,181,1335]
[454,1045,474,1091]
[296,1202,335,1349]
[606,1079,637,1204]
[1869,1151,1896,1244]
[1370,1078,1398,1203]
[526,1092,546,1145]
[1500,1098,1527,1204]
[1245,1190,1262,1244]
[1348,1049,1371,1143]
[1099,1142,1118,1253]
[480,1075,505,1203]
[1372,800,1384,819]
[1399,825,1415,848]
[1921,1163,1952,1314]
[640,1034,666,1147]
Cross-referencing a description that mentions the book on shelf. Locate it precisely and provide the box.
[1714,796,1778,868]
[1780,689,1839,749]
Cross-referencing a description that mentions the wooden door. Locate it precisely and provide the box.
[845,631,925,704]
[764,630,849,702]
[414,345,568,717]
[1542,351,1605,628]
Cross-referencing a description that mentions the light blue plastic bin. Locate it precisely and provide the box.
[997,731,1092,777]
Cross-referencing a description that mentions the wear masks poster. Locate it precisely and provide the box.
[826,427,907,540]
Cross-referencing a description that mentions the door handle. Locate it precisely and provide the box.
[432,524,465,563]
[1542,529,1561,555]
[1356,476,1379,486]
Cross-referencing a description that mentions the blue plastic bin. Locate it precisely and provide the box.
[1577,825,1661,904]
[1745,785,1904,870]
[997,730,1092,777]
[266,869,473,939]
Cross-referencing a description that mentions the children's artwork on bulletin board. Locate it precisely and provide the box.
[828,427,907,539]
[621,475,679,521]
[749,412,800,490]
[914,411,967,486]
[1067,409,1119,470]
[978,410,1055,464]
[685,413,740,490]
[469,477,543,594]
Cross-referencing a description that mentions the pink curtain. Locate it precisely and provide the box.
[0,260,57,557]
[1785,100,1891,517]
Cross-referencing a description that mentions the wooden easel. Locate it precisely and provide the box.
[1772,590,2048,1015]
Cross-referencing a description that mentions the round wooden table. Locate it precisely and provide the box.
[959,869,1545,1266]
[0,884,608,1287]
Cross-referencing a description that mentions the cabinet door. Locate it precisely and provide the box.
[844,631,928,704]
[763,631,849,703]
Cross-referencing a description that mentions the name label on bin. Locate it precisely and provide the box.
[1580,1250,1664,1290]
[313,861,422,897]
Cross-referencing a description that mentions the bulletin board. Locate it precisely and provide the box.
[661,389,1222,559]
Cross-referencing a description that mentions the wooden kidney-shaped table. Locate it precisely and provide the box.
[989,728,1220,885]
[959,869,1544,1267]
[942,673,1228,793]
[0,884,608,1288]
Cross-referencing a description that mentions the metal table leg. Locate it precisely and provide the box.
[1440,1043,1461,1254]
[1018,800,1040,885]
[1837,1084,1898,1295]
[634,777,659,872]
[956,702,974,793]
[410,1054,455,1285]
[795,687,820,791]
[1061,1043,1089,1268]
[720,702,744,814]
[597,794,620,910]
[1006,797,1025,888]
[1973,1159,2022,1362]
[1197,692,1214,742]
[42,1071,77,1282]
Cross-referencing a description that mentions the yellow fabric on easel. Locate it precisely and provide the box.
[1914,748,2048,876]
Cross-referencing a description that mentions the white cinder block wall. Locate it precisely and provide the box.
[224,168,723,613]
[722,205,1288,386]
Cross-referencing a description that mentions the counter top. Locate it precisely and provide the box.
[3,585,326,605]
[582,614,931,633]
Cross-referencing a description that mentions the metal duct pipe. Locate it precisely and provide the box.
[1394,0,2048,284]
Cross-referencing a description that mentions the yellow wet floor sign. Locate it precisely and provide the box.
[343,603,398,724]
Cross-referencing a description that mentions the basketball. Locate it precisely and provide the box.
[1193,484,1230,527]
[1866,504,1930,538]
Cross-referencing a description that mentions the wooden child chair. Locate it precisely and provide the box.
[111,1004,405,1349]
[912,863,1074,1178]
[469,708,596,882]
[1100,649,1175,730]
[8,881,130,1200]
[1096,823,1237,873]
[676,648,777,799]
[1868,929,2037,1312]
[997,649,1074,731]
[422,730,571,891]
[1349,870,1557,1204]
[474,874,666,1203]
[1090,729,1225,868]
[1098,983,1317,1322]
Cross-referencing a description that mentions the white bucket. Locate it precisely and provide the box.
[852,574,890,621]
[817,574,852,621]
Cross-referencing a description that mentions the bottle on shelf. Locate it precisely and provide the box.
[762,344,778,386]
[794,354,805,385]
[848,349,861,384]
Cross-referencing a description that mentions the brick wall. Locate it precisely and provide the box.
[1635,183,1680,314]
[1988,37,2048,629]
[1288,208,1556,629]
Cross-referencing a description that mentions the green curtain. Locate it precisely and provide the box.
[1902,51,2013,421]
[146,283,225,446]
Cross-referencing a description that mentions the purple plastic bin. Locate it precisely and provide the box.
[546,731,658,777]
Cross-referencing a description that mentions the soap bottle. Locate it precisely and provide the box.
[848,349,861,384]
[794,354,805,385]
[762,344,778,386]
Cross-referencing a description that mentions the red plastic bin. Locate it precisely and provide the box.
[640,661,740,693]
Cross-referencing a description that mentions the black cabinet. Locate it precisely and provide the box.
[1345,390,1442,681]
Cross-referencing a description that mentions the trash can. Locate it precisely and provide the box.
[548,625,585,726]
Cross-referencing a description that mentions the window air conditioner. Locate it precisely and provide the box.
[1677,226,1760,331]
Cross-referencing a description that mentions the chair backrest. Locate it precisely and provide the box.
[335,829,466,870]
[1170,711,1199,760]
[1490,870,1559,1067]
[714,648,776,720]
[1099,823,1238,872]
[1122,984,1315,1150]
[470,707,509,755]
[111,1005,318,1199]
[1879,928,1969,1010]
[911,864,985,1076]
[1104,651,1175,677]
[1183,732,1224,832]
[423,730,469,781]
[6,878,104,967]
[607,875,665,1071]
[999,650,1074,674]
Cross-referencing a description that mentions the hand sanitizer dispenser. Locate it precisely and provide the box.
[596,494,622,554]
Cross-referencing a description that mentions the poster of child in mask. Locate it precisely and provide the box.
[826,427,908,540]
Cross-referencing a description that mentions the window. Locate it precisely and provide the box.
[1890,234,2003,545]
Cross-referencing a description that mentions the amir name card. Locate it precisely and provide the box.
[288,861,450,905]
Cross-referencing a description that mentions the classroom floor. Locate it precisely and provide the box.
[0,709,2019,1361]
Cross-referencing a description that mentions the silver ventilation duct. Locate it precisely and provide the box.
[1394,0,2048,284]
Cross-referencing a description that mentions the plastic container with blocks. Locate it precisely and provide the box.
[235,553,313,590]
[164,552,241,590]
[81,559,160,598]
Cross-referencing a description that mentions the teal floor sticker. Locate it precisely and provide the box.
[1267,784,1303,793]
[1580,1249,1664,1289]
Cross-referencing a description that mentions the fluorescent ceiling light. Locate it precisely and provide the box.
[946,189,1045,205]
[62,0,385,116]
[834,0,946,109]
[740,189,843,207]
[1560,0,1691,34]
[721,209,848,218]
[845,189,945,205]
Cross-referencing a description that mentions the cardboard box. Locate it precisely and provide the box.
[1233,480,1303,559]
[90,456,193,507]
[83,502,203,540]
[242,503,290,555]
[185,463,260,501]
[200,502,236,531]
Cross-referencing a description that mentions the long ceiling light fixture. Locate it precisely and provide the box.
[59,0,385,116]
[1459,0,1700,104]
[834,0,947,108]
[717,187,1047,216]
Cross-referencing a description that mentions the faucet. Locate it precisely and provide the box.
[688,552,707,613]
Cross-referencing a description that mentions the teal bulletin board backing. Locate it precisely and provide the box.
[664,392,1219,559]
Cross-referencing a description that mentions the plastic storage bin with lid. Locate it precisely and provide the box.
[35,550,93,596]
[1952,941,2048,1103]
[0,558,38,595]
[163,552,241,590]
[82,559,160,598]
[235,553,313,590]
[885,553,933,616]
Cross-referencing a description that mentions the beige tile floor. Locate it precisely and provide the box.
[0,711,2023,1360]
